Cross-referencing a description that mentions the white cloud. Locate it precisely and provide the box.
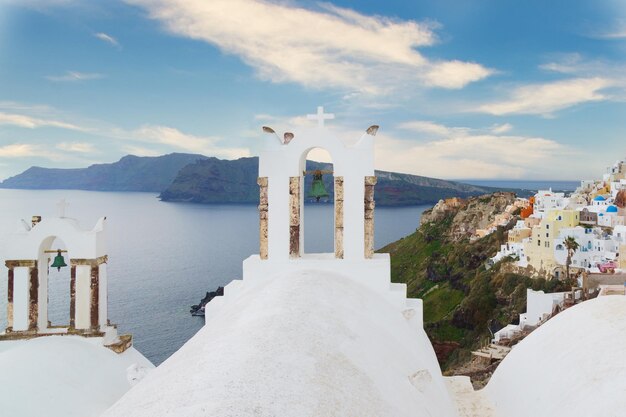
[0,103,251,160]
[56,142,96,153]
[490,123,513,134]
[0,143,42,158]
[94,32,119,46]
[590,19,626,39]
[375,132,570,179]
[131,125,250,159]
[397,120,463,136]
[124,0,492,94]
[122,145,162,157]
[423,60,492,89]
[45,71,104,82]
[382,119,570,178]
[397,120,513,136]
[0,111,86,131]
[477,77,612,116]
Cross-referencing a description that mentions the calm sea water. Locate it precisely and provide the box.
[0,189,428,364]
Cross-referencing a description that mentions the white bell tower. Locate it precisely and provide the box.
[242,107,397,295]
[1,204,131,353]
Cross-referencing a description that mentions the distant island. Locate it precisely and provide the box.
[0,153,527,206]
[0,153,207,192]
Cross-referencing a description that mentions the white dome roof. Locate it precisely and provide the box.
[104,271,457,417]
[0,336,153,417]
[484,296,626,417]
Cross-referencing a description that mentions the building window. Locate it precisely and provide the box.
[538,240,541,247]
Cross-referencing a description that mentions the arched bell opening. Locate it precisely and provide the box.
[38,236,71,331]
[294,147,343,257]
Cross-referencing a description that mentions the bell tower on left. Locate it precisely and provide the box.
[1,202,130,352]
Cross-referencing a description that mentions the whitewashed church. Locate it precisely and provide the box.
[2,108,626,417]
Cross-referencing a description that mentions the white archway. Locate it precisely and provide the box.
[37,236,71,330]
[300,147,335,255]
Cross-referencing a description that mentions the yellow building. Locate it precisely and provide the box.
[524,209,580,276]
[620,245,626,270]
[508,227,531,243]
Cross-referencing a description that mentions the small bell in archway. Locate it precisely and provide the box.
[50,250,67,271]
[308,170,330,202]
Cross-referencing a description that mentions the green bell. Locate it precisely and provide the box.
[308,170,330,202]
[50,250,67,271]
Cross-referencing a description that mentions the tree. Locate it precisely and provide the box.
[564,236,580,280]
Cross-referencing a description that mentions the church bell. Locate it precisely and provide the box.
[50,250,67,271]
[308,170,330,202]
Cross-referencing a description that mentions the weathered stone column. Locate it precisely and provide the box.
[6,264,14,331]
[69,264,76,329]
[334,176,344,259]
[28,266,38,330]
[5,260,37,333]
[71,256,107,332]
[90,263,100,330]
[364,176,377,259]
[258,177,269,260]
[289,176,301,258]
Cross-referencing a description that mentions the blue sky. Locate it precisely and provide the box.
[0,0,625,181]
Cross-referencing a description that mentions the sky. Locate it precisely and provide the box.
[0,0,625,181]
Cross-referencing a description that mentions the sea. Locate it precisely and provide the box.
[0,189,429,365]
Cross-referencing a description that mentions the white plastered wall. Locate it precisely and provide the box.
[99,263,108,329]
[12,267,30,331]
[75,265,91,330]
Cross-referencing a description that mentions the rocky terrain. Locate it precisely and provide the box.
[420,192,518,241]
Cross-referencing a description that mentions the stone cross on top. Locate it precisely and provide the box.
[57,199,69,218]
[307,106,334,128]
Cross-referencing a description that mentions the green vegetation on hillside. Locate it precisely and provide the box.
[381,200,572,370]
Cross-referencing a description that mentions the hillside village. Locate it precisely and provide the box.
[490,158,626,279]
[385,160,626,383]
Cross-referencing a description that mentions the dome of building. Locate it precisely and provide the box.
[103,271,457,417]
[484,296,626,417]
[606,205,618,213]
[0,336,153,417]
[594,195,606,201]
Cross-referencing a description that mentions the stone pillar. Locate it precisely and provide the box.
[69,264,76,329]
[6,266,14,331]
[258,177,269,260]
[90,264,99,330]
[334,176,344,259]
[364,176,377,259]
[70,256,108,332]
[289,176,301,258]
[5,260,37,333]
[28,266,38,330]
